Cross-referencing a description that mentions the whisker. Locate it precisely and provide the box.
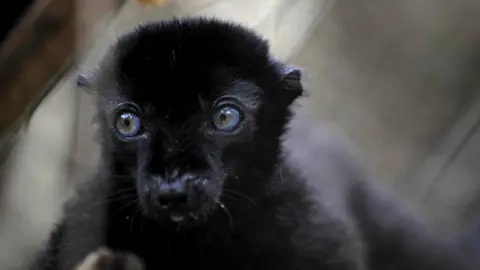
[130,210,136,233]
[110,174,133,179]
[214,228,228,239]
[220,194,242,203]
[223,189,257,206]
[86,194,137,209]
[114,199,138,215]
[205,153,221,175]
[198,95,207,112]
[110,187,137,195]
[215,200,233,229]
[110,175,135,183]
[61,194,137,220]
[212,228,234,247]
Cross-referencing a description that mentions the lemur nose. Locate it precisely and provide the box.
[157,190,188,207]
[156,177,189,207]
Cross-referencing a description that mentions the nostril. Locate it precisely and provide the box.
[157,192,188,207]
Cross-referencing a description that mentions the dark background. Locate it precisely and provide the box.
[0,0,34,44]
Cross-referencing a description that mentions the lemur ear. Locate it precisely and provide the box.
[76,73,92,89]
[281,66,302,90]
[272,58,307,100]
[76,69,100,93]
[281,65,302,81]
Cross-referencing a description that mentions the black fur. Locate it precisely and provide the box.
[30,17,478,270]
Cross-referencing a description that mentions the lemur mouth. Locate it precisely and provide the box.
[167,210,201,223]
[159,210,207,231]
[169,211,186,222]
[146,199,207,229]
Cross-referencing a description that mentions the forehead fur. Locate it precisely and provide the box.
[109,17,277,111]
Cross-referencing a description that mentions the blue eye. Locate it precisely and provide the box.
[115,111,142,138]
[212,106,242,132]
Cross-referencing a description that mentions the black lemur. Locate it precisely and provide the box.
[29,17,479,270]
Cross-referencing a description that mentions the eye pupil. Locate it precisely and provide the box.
[116,111,141,138]
[213,106,241,132]
[219,111,232,124]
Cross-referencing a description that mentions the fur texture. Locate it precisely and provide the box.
[30,17,477,270]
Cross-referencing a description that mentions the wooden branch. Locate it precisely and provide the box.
[0,0,125,187]
[0,0,76,136]
[0,0,125,136]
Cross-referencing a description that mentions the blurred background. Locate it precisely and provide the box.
[0,0,479,268]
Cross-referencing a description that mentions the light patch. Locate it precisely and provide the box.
[169,212,185,222]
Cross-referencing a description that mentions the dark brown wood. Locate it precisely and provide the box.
[0,0,76,191]
[0,0,125,138]
[0,0,125,188]
[0,0,76,136]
